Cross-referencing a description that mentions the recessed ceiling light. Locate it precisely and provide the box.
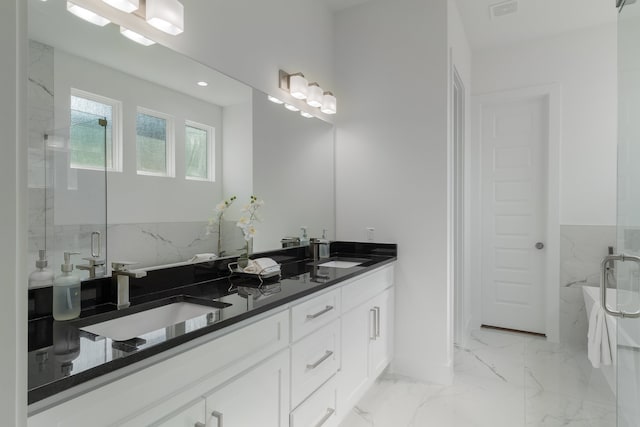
[197,81,208,87]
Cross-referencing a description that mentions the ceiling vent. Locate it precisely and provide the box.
[489,0,518,18]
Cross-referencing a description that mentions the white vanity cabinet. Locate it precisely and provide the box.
[28,263,396,427]
[204,350,290,427]
[147,399,206,427]
[338,267,395,416]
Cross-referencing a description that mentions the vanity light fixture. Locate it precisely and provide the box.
[284,104,300,112]
[300,111,314,119]
[197,81,209,87]
[306,83,323,108]
[146,0,185,35]
[320,91,337,115]
[120,26,156,46]
[67,1,111,26]
[279,70,308,100]
[267,95,284,104]
[102,0,138,13]
[279,70,337,116]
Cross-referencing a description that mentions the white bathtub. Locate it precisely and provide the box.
[582,286,640,394]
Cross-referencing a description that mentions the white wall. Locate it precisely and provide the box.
[447,0,473,347]
[334,0,452,383]
[164,0,334,104]
[0,0,27,424]
[472,24,617,226]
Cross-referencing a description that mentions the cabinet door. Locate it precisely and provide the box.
[339,301,372,411]
[205,350,289,427]
[369,287,394,378]
[152,399,206,427]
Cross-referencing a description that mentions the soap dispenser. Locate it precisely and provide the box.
[29,250,54,289]
[53,252,81,321]
[320,229,330,258]
[300,226,309,246]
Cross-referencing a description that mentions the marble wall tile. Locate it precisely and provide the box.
[559,225,616,346]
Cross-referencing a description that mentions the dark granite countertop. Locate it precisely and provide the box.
[27,242,396,406]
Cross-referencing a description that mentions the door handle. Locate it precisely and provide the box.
[374,306,381,338]
[600,254,640,318]
[369,308,377,340]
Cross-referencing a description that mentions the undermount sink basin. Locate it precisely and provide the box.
[80,302,221,342]
[318,260,362,269]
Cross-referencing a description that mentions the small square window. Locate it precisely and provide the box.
[70,89,122,172]
[185,121,215,181]
[136,108,175,177]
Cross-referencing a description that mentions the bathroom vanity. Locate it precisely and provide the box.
[27,242,396,427]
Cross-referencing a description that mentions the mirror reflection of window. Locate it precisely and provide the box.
[185,120,214,182]
[69,88,122,172]
[136,107,175,177]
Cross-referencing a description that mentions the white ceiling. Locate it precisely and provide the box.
[455,0,618,50]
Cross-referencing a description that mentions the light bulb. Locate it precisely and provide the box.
[289,73,308,100]
[306,83,323,108]
[320,91,337,115]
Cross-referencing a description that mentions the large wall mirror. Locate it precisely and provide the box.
[27,0,335,280]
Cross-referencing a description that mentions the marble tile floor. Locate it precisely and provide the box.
[340,328,616,427]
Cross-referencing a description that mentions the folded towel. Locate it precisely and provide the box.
[188,253,217,263]
[243,257,280,275]
[588,303,612,368]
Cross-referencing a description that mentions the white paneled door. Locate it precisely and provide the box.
[481,95,547,334]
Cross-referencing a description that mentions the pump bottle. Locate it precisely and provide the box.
[53,252,81,321]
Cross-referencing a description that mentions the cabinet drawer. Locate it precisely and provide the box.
[291,288,340,342]
[341,265,394,313]
[291,319,340,408]
[290,376,338,427]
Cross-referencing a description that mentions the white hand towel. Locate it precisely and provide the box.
[188,253,217,263]
[243,257,280,275]
[588,303,612,368]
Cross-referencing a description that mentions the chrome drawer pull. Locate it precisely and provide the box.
[306,350,334,370]
[314,408,335,427]
[306,305,334,320]
[212,410,223,427]
[370,308,376,340]
[374,306,381,338]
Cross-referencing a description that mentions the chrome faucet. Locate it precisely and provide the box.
[77,257,106,279]
[310,237,330,263]
[111,261,147,310]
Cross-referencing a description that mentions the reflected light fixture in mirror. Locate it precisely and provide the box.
[268,95,284,104]
[320,91,337,115]
[284,104,300,112]
[120,26,156,45]
[146,0,185,35]
[102,0,138,13]
[67,1,111,26]
[306,83,323,108]
[300,111,313,119]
